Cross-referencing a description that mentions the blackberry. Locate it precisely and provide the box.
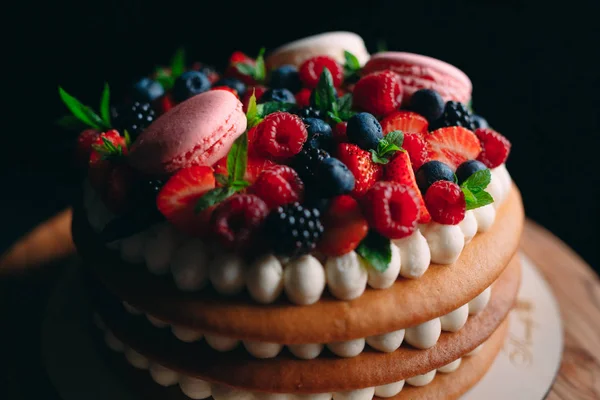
[290,147,330,189]
[113,102,156,139]
[294,106,323,120]
[431,101,475,131]
[265,203,324,257]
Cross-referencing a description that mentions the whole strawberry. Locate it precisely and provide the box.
[75,129,100,167]
[335,143,383,197]
[353,70,403,116]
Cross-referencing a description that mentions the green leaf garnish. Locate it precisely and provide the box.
[171,47,186,79]
[58,86,109,130]
[327,111,343,124]
[246,91,261,128]
[227,131,248,183]
[100,82,111,126]
[385,131,404,148]
[235,63,256,76]
[370,131,404,165]
[214,173,229,186]
[123,130,132,147]
[343,50,361,81]
[55,115,87,130]
[460,169,494,210]
[195,186,237,212]
[234,48,267,83]
[356,231,392,272]
[91,136,125,160]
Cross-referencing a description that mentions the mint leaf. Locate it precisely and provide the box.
[370,134,403,164]
[155,68,175,90]
[356,231,392,272]
[195,186,237,212]
[255,47,266,82]
[235,63,255,76]
[344,50,361,71]
[370,150,390,165]
[58,87,108,130]
[214,173,229,186]
[246,91,261,127]
[460,169,494,210]
[337,93,353,113]
[123,130,132,147]
[171,48,186,79]
[257,101,296,117]
[462,169,491,192]
[314,68,337,115]
[462,187,477,204]
[385,131,404,148]
[227,131,248,183]
[231,180,251,190]
[327,111,343,124]
[100,82,111,126]
[55,115,87,130]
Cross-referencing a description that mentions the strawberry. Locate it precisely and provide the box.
[380,111,428,135]
[298,56,344,89]
[213,155,276,185]
[353,70,403,117]
[384,151,431,223]
[335,143,383,197]
[75,129,100,167]
[426,127,481,170]
[402,132,432,170]
[104,164,135,214]
[88,130,129,194]
[156,166,216,236]
[225,51,257,85]
[317,195,368,256]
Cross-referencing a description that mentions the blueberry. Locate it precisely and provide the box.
[132,78,165,102]
[317,157,355,197]
[173,71,210,103]
[409,89,444,123]
[304,118,333,152]
[455,160,487,185]
[472,114,489,129]
[415,161,455,194]
[214,77,247,99]
[270,65,302,93]
[260,88,296,104]
[346,112,383,151]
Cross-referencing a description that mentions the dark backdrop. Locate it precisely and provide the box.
[4,0,599,272]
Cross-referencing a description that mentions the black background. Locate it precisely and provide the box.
[4,0,599,271]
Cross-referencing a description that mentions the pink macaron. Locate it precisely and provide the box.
[129,90,247,176]
[362,52,472,105]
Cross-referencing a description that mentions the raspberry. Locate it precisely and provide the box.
[475,128,511,168]
[265,203,324,257]
[402,132,431,170]
[250,165,304,209]
[353,70,403,116]
[210,194,269,250]
[295,88,312,108]
[424,181,466,225]
[299,56,344,89]
[362,181,420,239]
[333,122,348,144]
[254,112,307,160]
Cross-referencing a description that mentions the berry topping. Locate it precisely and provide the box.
[226,51,258,85]
[431,101,475,131]
[210,85,239,98]
[265,203,324,257]
[317,195,368,256]
[213,77,247,99]
[402,132,431,171]
[316,157,356,197]
[455,160,488,185]
[335,143,383,196]
[362,181,420,239]
[353,70,403,116]
[408,89,445,123]
[214,155,275,184]
[254,112,307,160]
[250,165,304,209]
[471,114,489,130]
[113,101,156,139]
[294,106,323,120]
[333,121,348,144]
[380,111,428,135]
[384,151,431,224]
[346,112,384,151]
[132,78,165,102]
[304,117,334,151]
[173,71,211,103]
[270,65,302,93]
[424,181,466,225]
[291,147,330,190]
[260,88,296,104]
[76,129,100,166]
[426,126,481,170]
[295,89,312,108]
[299,56,344,89]
[211,194,269,250]
[415,160,455,194]
[157,166,216,236]
[474,128,511,168]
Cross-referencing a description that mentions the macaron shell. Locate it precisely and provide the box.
[129,91,247,175]
[363,52,472,105]
[266,31,370,69]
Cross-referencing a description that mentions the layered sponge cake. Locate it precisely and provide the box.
[60,31,524,399]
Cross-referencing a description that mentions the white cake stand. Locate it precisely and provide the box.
[42,254,562,400]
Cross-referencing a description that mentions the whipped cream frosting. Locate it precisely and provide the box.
[95,314,485,400]
[84,165,511,305]
[118,284,491,359]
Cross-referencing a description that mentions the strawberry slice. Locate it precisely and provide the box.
[336,143,383,197]
[426,127,481,170]
[317,195,369,256]
[213,155,275,184]
[157,166,216,236]
[384,151,431,223]
[380,111,429,135]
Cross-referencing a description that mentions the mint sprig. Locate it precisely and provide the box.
[91,136,124,160]
[246,90,296,128]
[155,47,186,90]
[313,68,356,123]
[356,231,392,272]
[58,85,112,131]
[369,130,404,165]
[234,48,266,83]
[460,169,494,210]
[195,131,250,212]
[343,50,361,81]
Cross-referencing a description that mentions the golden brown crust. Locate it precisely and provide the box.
[75,186,523,344]
[96,256,520,393]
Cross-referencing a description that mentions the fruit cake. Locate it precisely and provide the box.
[61,31,524,400]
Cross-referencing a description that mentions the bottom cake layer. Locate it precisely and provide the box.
[93,316,508,400]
